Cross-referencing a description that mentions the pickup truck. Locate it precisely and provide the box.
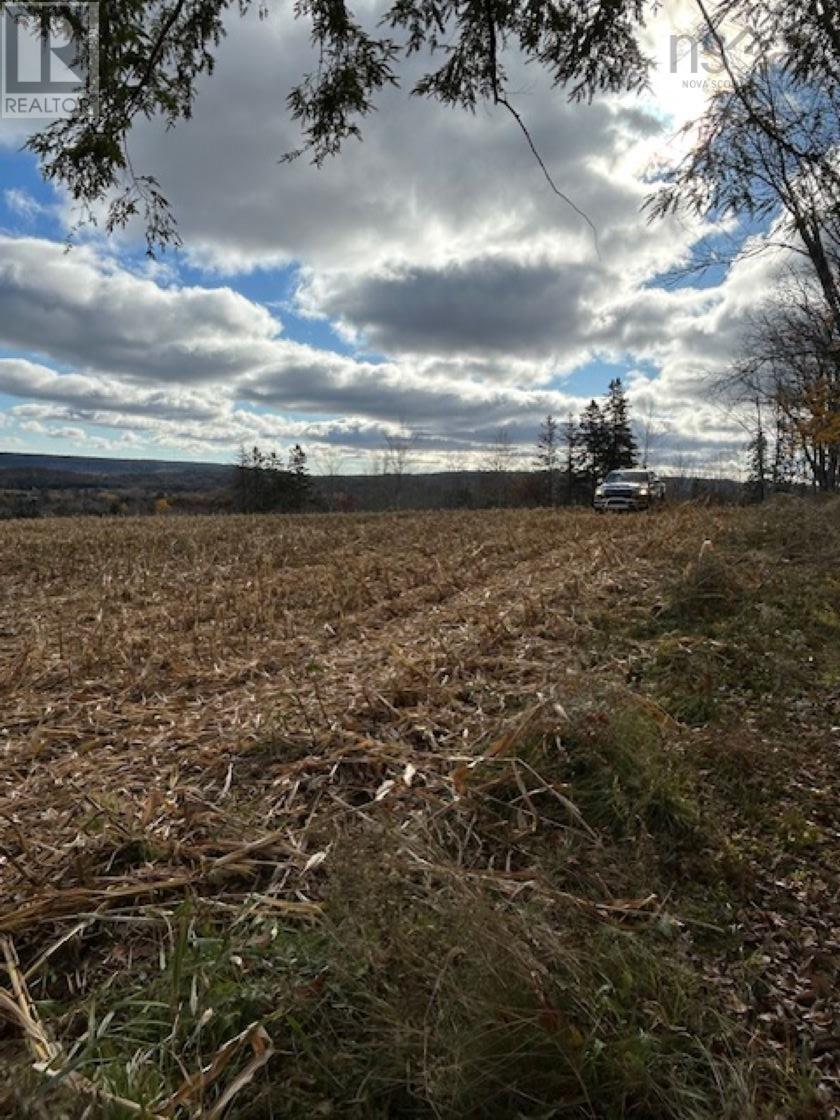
[593,469,666,512]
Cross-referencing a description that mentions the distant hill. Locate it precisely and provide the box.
[0,452,234,492]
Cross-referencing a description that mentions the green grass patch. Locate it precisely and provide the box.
[54,845,795,1120]
[559,705,702,845]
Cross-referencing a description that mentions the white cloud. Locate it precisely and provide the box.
[4,188,48,221]
[0,237,284,383]
[50,425,88,441]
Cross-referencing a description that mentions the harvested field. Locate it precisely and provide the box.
[1,503,839,1118]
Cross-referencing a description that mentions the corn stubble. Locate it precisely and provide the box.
[0,505,835,1118]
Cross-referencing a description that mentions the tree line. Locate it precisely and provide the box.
[731,277,840,498]
[233,444,314,513]
[233,380,640,515]
[232,360,831,516]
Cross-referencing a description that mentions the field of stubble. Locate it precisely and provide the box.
[1,504,838,1119]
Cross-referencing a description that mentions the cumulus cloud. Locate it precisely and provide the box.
[0,238,586,445]
[0,358,223,419]
[0,217,772,467]
[0,237,281,383]
[99,7,705,380]
[298,256,607,364]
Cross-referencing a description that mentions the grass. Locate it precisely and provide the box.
[40,848,762,1119]
[558,706,701,844]
[2,500,839,1117]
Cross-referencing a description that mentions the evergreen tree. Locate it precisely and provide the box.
[234,444,252,512]
[579,400,608,486]
[603,379,638,472]
[288,443,307,475]
[535,414,559,506]
[247,444,272,512]
[21,1,655,255]
[287,444,314,511]
[771,404,797,492]
[232,444,300,512]
[745,401,769,503]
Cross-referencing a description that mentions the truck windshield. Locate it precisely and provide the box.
[606,471,649,483]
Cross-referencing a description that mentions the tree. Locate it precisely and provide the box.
[383,428,417,507]
[484,428,514,475]
[635,400,667,469]
[670,452,692,501]
[576,383,637,492]
[383,430,416,475]
[313,446,345,479]
[18,2,840,256]
[648,8,840,332]
[603,378,638,473]
[722,274,840,492]
[234,444,254,512]
[744,399,769,503]
[771,404,798,492]
[234,444,284,512]
[482,428,514,506]
[534,414,559,506]
[233,443,310,512]
[369,449,387,477]
[578,400,608,488]
[646,6,840,496]
[312,445,345,510]
[287,443,314,510]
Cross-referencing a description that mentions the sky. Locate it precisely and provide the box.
[0,0,782,474]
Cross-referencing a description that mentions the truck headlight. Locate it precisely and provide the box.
[639,487,649,496]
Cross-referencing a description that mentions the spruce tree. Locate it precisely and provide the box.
[604,379,638,472]
[234,445,251,512]
[288,444,313,511]
[771,405,797,492]
[232,444,301,512]
[745,402,769,503]
[579,400,608,485]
